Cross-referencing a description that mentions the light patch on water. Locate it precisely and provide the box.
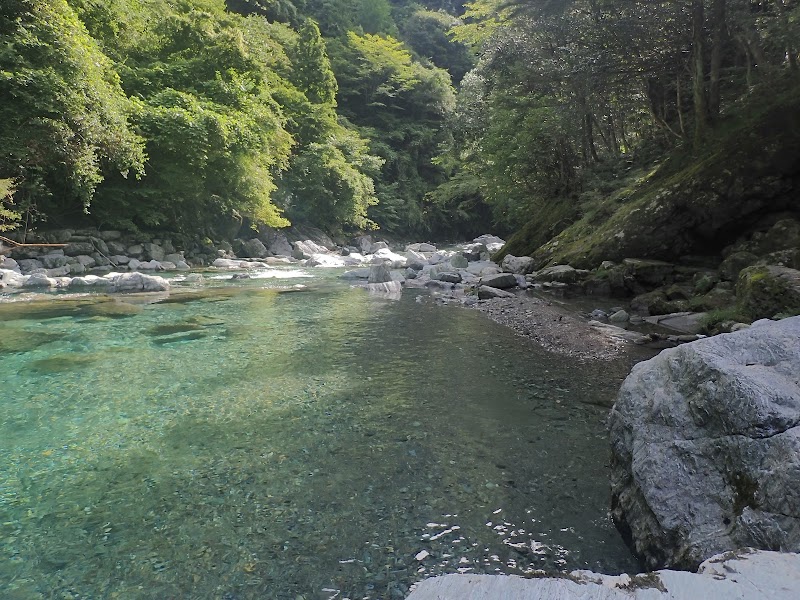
[206,268,313,280]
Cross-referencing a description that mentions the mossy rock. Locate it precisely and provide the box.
[631,290,689,316]
[736,265,800,320]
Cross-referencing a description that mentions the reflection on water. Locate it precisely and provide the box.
[0,271,641,599]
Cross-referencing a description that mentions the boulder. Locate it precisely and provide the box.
[368,264,392,283]
[0,256,21,272]
[41,252,67,269]
[371,248,408,269]
[105,272,169,293]
[449,254,469,269]
[501,254,534,274]
[22,272,55,288]
[17,258,44,273]
[364,280,402,295]
[107,241,127,255]
[480,273,518,289]
[434,272,462,284]
[720,251,760,281]
[405,242,436,253]
[265,233,293,257]
[369,240,389,253]
[736,265,800,320]
[405,550,800,600]
[473,234,505,252]
[477,285,515,299]
[238,238,269,258]
[68,263,86,276]
[608,309,629,323]
[355,235,373,254]
[137,260,163,270]
[622,258,675,287]
[0,268,26,287]
[461,242,489,262]
[306,253,346,268]
[293,239,328,259]
[531,264,580,284]
[64,241,95,256]
[609,316,800,570]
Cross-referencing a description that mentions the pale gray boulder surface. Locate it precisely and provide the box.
[404,549,800,599]
[609,316,800,570]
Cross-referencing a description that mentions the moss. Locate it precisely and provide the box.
[518,78,800,270]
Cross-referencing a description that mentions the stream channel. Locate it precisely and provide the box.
[1,266,642,599]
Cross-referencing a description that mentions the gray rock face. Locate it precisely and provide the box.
[268,233,294,257]
[477,285,515,299]
[449,254,468,269]
[405,550,800,600]
[368,264,392,283]
[106,272,169,293]
[501,254,534,274]
[531,264,580,284]
[480,273,518,289]
[238,238,269,258]
[609,316,800,570]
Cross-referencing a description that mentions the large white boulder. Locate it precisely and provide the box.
[609,316,800,570]
[371,248,408,269]
[104,272,169,293]
[0,268,26,287]
[501,254,535,274]
[405,550,800,600]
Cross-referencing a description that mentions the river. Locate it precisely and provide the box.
[0,267,640,599]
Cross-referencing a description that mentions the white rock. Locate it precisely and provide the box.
[23,272,56,287]
[405,550,800,600]
[0,256,21,272]
[371,248,408,269]
[306,253,346,268]
[501,254,534,274]
[137,260,163,270]
[341,268,371,280]
[176,261,190,270]
[610,316,800,570]
[212,258,247,269]
[0,268,26,287]
[414,550,430,562]
[160,261,177,270]
[127,258,141,271]
[105,272,169,293]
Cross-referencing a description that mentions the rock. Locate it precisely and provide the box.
[238,238,269,258]
[630,290,688,316]
[642,311,707,334]
[137,260,163,270]
[355,235,373,254]
[126,244,144,257]
[267,233,294,257]
[405,550,800,600]
[75,254,97,268]
[140,242,164,262]
[449,254,468,269]
[293,239,328,259]
[369,241,389,253]
[0,268,26,287]
[477,285,515,299]
[212,258,245,269]
[689,285,736,311]
[736,265,800,320]
[473,234,505,248]
[41,252,67,269]
[127,258,141,271]
[500,254,534,274]
[368,264,392,283]
[371,248,408,269]
[109,255,129,266]
[608,309,629,323]
[68,275,112,289]
[64,241,95,256]
[105,272,169,293]
[68,263,86,276]
[461,242,489,262]
[23,272,55,288]
[306,253,346,268]
[160,261,177,270]
[531,264,580,284]
[434,272,462,284]
[622,258,675,287]
[0,256,21,272]
[98,230,122,241]
[720,251,760,281]
[467,261,501,277]
[341,268,371,280]
[406,242,436,253]
[17,258,44,273]
[609,316,800,570]
[176,261,190,270]
[480,273,518,289]
[364,280,402,295]
[107,241,127,255]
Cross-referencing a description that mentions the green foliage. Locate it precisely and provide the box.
[0,179,21,232]
[396,8,473,83]
[331,31,456,234]
[0,0,145,221]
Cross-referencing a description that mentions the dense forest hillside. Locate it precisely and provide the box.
[1,0,799,252]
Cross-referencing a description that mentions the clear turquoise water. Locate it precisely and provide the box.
[0,269,640,599]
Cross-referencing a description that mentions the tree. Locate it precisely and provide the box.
[0,0,145,224]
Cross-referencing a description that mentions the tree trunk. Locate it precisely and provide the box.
[709,0,726,118]
[676,75,687,138]
[586,113,600,162]
[692,0,709,146]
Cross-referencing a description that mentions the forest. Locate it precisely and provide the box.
[1,0,798,245]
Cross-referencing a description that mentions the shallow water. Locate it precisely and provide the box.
[1,269,641,599]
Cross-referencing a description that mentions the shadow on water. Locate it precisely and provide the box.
[0,282,641,599]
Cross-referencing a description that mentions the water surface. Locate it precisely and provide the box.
[1,269,640,599]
